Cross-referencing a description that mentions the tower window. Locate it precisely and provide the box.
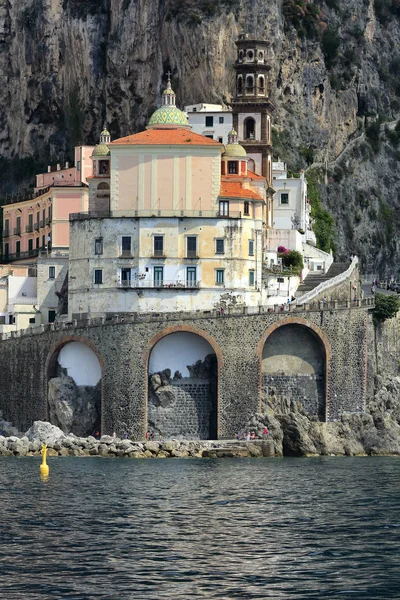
[237,76,243,94]
[219,116,224,124]
[244,201,250,215]
[258,76,265,91]
[228,161,238,174]
[244,117,256,140]
[205,116,214,127]
[247,50,254,60]
[246,75,254,93]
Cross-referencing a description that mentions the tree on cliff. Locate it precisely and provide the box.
[373,293,400,322]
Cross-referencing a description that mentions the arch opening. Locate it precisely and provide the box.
[262,324,326,419]
[148,332,218,439]
[47,341,102,437]
[244,116,256,140]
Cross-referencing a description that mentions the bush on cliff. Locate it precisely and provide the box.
[279,249,304,274]
[373,293,400,322]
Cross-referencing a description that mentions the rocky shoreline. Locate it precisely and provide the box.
[1,375,400,459]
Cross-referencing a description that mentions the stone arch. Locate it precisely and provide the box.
[257,318,331,420]
[248,158,256,172]
[45,335,105,436]
[144,325,223,440]
[244,116,255,140]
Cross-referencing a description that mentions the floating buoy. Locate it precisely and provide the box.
[40,443,49,478]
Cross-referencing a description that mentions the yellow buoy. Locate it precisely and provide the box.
[40,443,49,478]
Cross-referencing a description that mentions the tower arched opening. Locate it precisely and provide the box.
[244,116,256,140]
[148,332,218,439]
[261,324,326,419]
[47,341,102,436]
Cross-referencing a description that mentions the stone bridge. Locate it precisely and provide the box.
[0,300,373,439]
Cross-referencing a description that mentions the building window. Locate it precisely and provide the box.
[215,269,225,284]
[16,241,20,256]
[94,269,103,284]
[237,76,243,94]
[36,212,40,229]
[244,201,250,215]
[219,116,224,124]
[218,137,223,143]
[215,239,225,254]
[4,243,9,257]
[219,201,229,216]
[49,266,55,279]
[228,161,238,174]
[187,266,197,286]
[249,270,255,286]
[121,236,132,256]
[42,235,45,247]
[154,266,163,286]
[95,238,103,255]
[28,214,33,231]
[280,193,289,205]
[244,117,256,140]
[28,239,33,252]
[29,317,36,324]
[77,160,81,172]
[121,268,131,286]
[153,235,164,257]
[48,310,56,323]
[186,236,197,258]
[36,238,39,249]
[205,116,213,127]
[249,240,254,256]
[205,135,213,139]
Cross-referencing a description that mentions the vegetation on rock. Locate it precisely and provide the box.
[373,293,400,322]
[306,170,336,253]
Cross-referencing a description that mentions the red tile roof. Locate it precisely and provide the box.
[110,129,223,146]
[247,169,265,181]
[220,181,264,200]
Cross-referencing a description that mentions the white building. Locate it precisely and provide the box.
[185,103,233,144]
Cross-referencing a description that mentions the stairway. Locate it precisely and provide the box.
[296,262,350,297]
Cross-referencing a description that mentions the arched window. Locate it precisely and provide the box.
[237,76,243,95]
[97,182,110,197]
[248,158,255,172]
[246,75,254,94]
[244,117,256,140]
[258,76,265,94]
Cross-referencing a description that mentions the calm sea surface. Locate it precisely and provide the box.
[0,456,399,600]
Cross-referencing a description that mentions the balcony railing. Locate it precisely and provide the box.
[117,279,200,289]
[1,248,42,262]
[35,223,40,231]
[153,249,165,257]
[70,209,242,221]
[3,230,9,238]
[26,225,33,233]
[186,250,198,258]
[13,227,21,236]
[40,220,45,228]
[120,249,133,257]
[46,217,51,225]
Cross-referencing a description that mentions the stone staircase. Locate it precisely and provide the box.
[296,262,350,298]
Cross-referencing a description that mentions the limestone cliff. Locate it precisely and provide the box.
[1,0,400,273]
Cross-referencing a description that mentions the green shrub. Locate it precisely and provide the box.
[365,120,381,153]
[299,146,314,166]
[373,293,400,322]
[282,0,320,39]
[279,250,304,274]
[306,170,336,253]
[322,27,340,69]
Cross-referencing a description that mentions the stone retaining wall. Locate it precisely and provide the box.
[0,307,370,438]
[262,374,324,417]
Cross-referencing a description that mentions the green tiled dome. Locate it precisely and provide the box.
[223,143,247,157]
[100,128,111,137]
[148,105,189,127]
[92,143,110,157]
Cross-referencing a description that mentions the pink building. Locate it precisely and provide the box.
[2,145,93,262]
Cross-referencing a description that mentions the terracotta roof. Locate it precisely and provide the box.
[247,170,265,181]
[219,181,264,200]
[110,129,223,146]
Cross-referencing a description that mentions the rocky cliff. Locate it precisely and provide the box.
[1,0,400,272]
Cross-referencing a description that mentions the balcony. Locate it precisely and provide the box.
[40,220,45,228]
[153,249,165,258]
[2,248,40,262]
[117,279,200,290]
[46,217,51,225]
[13,227,21,236]
[70,209,242,221]
[34,223,40,231]
[120,249,133,258]
[185,250,198,258]
[3,230,9,238]
[26,225,33,233]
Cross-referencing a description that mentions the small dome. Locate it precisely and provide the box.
[223,143,247,158]
[148,105,189,128]
[92,143,110,157]
[163,87,175,96]
[100,128,110,137]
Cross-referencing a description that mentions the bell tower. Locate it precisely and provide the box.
[231,34,274,189]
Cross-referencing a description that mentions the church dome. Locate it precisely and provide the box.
[148,105,189,128]
[92,143,110,157]
[223,128,247,157]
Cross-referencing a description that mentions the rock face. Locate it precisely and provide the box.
[25,421,65,444]
[247,374,400,456]
[2,1,400,272]
[48,376,100,437]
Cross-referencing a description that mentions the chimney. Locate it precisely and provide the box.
[65,161,69,169]
[57,164,61,171]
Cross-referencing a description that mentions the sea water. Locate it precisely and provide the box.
[0,456,399,599]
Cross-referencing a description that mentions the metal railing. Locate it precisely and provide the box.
[117,280,200,289]
[3,230,9,238]
[25,225,33,233]
[13,227,21,236]
[153,249,165,257]
[70,209,242,221]
[40,220,44,228]
[186,250,198,258]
